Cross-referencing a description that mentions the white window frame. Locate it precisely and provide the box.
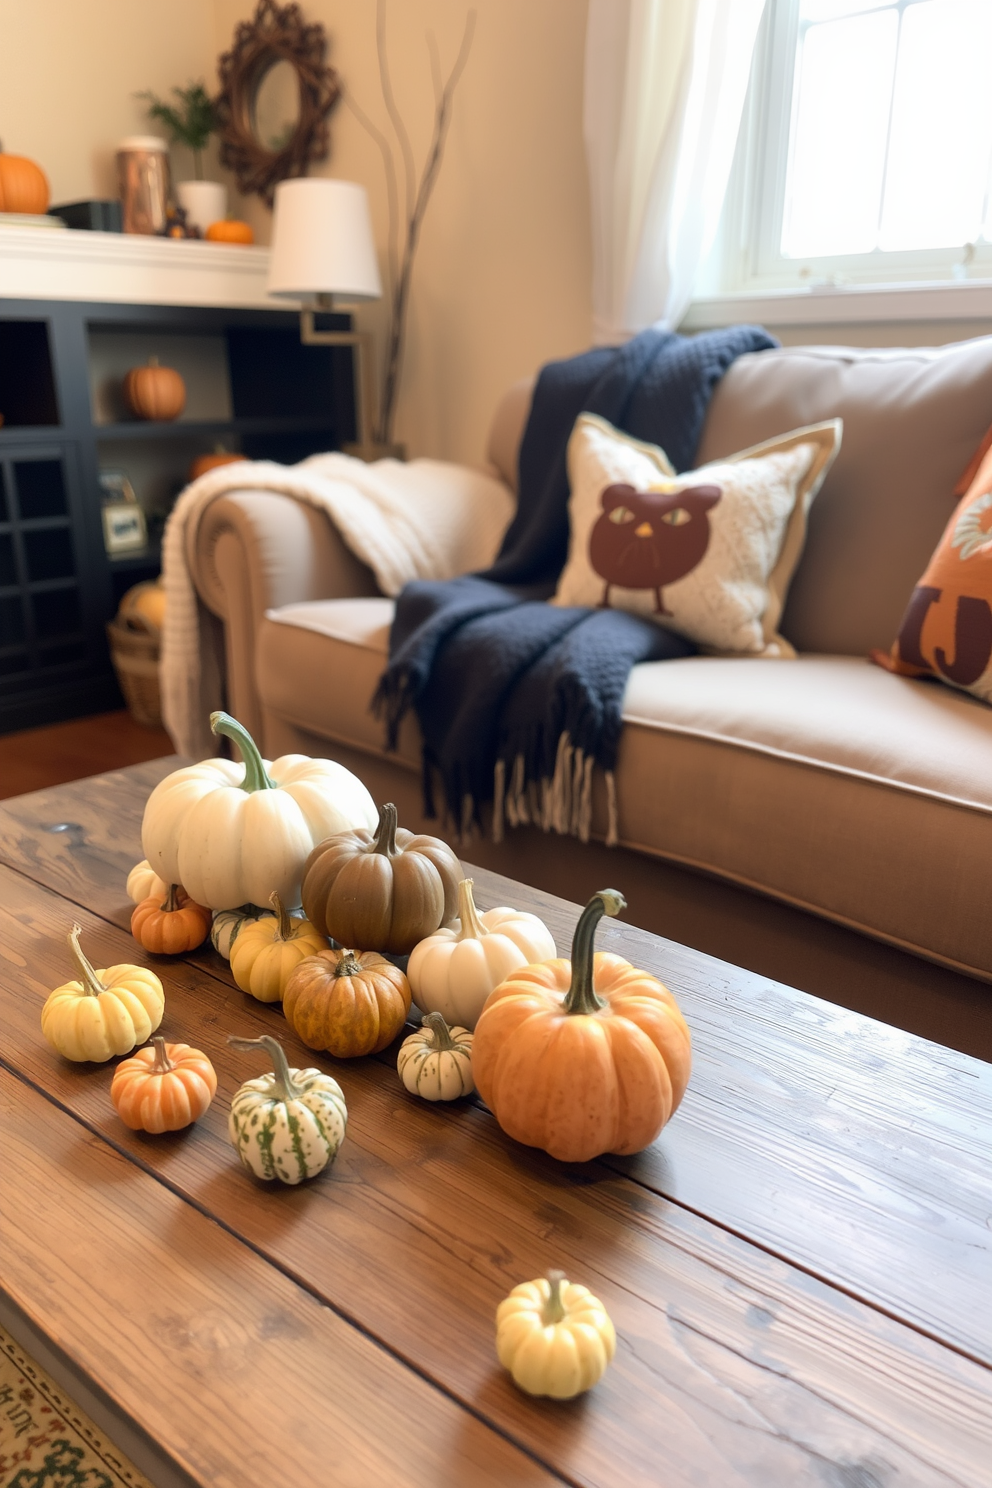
[710,0,992,296]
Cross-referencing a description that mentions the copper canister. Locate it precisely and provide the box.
[116,136,170,235]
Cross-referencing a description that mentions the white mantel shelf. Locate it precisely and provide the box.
[0,226,288,310]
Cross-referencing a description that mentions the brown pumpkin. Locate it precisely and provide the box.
[283,947,412,1058]
[122,358,186,422]
[131,883,212,955]
[0,146,49,214]
[301,801,460,955]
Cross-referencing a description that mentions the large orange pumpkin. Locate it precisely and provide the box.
[122,358,186,422]
[471,889,692,1163]
[0,147,49,214]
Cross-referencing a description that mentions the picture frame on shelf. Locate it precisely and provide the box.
[99,470,148,554]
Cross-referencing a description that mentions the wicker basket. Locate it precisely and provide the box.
[106,616,162,728]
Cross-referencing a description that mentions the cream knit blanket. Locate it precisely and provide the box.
[160,452,515,759]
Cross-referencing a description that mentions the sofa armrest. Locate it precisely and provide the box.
[187,490,380,748]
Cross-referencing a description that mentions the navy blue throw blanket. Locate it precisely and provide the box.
[374,324,778,842]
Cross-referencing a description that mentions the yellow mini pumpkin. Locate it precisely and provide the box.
[229,891,325,1002]
[41,925,165,1063]
[496,1271,616,1399]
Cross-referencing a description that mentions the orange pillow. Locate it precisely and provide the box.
[876,439,992,698]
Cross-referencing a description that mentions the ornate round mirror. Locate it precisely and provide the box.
[215,0,340,206]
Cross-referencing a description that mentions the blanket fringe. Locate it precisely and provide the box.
[490,738,614,847]
[492,758,506,844]
[605,771,618,847]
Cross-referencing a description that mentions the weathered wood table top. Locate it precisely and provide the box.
[0,759,990,1488]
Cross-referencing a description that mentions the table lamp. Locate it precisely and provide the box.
[267,177,394,461]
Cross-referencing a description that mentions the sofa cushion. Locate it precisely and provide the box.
[259,597,992,978]
[695,338,992,658]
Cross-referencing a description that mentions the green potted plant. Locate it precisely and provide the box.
[138,81,225,234]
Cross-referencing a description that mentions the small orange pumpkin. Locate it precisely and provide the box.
[131,883,211,954]
[111,1036,217,1132]
[283,947,412,1058]
[189,449,245,481]
[205,218,254,244]
[0,145,49,214]
[471,889,692,1163]
[122,358,186,422]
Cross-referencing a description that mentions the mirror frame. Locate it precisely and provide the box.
[215,0,341,206]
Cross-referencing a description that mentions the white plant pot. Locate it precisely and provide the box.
[176,181,227,236]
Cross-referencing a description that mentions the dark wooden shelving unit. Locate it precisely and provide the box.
[0,297,355,734]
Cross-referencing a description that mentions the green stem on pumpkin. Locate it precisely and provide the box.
[268,891,294,941]
[455,879,486,941]
[422,1010,458,1050]
[150,1036,175,1074]
[228,1034,301,1102]
[210,712,274,793]
[562,890,626,1017]
[543,1271,568,1326]
[67,924,106,997]
[372,802,399,856]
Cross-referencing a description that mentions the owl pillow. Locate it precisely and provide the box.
[554,413,842,656]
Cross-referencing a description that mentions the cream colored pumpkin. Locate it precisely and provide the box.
[397,1012,474,1101]
[210,904,274,961]
[228,1034,347,1184]
[496,1271,616,1399]
[141,711,377,910]
[126,859,167,905]
[407,878,556,1030]
[229,893,326,1002]
[41,925,165,1062]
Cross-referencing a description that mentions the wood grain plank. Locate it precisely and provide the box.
[1,769,990,1371]
[1,866,990,1488]
[0,1070,560,1488]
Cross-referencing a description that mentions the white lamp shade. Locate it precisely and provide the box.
[267,178,382,302]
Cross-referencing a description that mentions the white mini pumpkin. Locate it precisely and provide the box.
[408,879,556,1030]
[210,904,274,961]
[397,1012,474,1101]
[228,1034,347,1185]
[126,859,167,905]
[141,711,377,911]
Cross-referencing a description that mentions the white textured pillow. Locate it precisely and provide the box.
[555,413,842,656]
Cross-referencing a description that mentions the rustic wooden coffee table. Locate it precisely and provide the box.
[0,758,989,1488]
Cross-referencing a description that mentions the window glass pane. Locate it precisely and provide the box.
[782,9,898,257]
[14,459,67,519]
[800,0,888,20]
[0,596,25,648]
[0,534,15,588]
[24,528,75,583]
[32,587,81,640]
[880,0,992,251]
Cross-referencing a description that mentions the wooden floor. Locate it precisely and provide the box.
[0,711,173,800]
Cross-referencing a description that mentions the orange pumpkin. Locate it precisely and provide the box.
[131,883,211,954]
[122,358,186,422]
[111,1036,217,1132]
[301,801,461,955]
[189,449,244,481]
[205,218,254,244]
[0,147,49,214]
[471,889,692,1163]
[283,947,411,1058]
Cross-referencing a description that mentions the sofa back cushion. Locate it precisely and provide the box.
[694,339,992,656]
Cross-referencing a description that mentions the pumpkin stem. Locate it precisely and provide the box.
[372,802,398,856]
[67,924,106,997]
[334,949,364,978]
[151,1036,175,1074]
[210,712,275,793]
[543,1271,568,1326]
[422,1010,458,1050]
[562,890,626,1017]
[455,879,486,941]
[228,1035,301,1102]
[269,891,294,941]
[161,883,180,914]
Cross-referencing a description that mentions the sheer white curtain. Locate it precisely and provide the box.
[584,0,767,343]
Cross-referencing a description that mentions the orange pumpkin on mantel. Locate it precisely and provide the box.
[0,144,49,214]
[122,357,186,422]
[205,218,254,245]
[471,889,692,1163]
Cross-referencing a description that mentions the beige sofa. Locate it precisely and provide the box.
[188,337,992,1059]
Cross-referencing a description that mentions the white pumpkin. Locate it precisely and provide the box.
[408,878,557,1030]
[210,905,274,961]
[228,1034,347,1185]
[126,859,167,905]
[397,1012,475,1101]
[141,711,377,911]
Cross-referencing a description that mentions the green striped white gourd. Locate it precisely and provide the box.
[227,1034,346,1185]
[210,905,274,961]
[397,1012,475,1101]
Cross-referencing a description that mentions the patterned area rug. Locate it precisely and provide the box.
[0,1323,152,1488]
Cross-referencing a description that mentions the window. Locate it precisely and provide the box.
[709,0,992,291]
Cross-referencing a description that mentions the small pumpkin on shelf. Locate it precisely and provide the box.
[471,889,692,1163]
[0,144,49,214]
[122,357,186,422]
[41,925,165,1063]
[301,801,461,955]
[229,892,326,1002]
[111,1036,217,1133]
[496,1271,616,1399]
[228,1034,347,1185]
[205,218,254,244]
[408,878,556,1030]
[210,904,274,961]
[131,883,212,955]
[126,858,168,906]
[397,1012,474,1102]
[283,947,411,1058]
